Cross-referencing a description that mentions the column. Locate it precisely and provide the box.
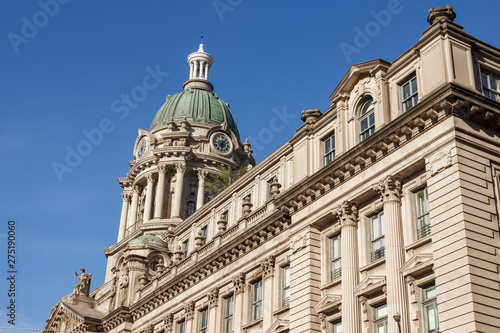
[154,164,167,219]
[232,273,245,333]
[117,192,131,242]
[261,256,275,332]
[128,186,140,229]
[336,201,360,333]
[196,170,207,210]
[171,163,186,219]
[204,62,209,80]
[373,175,408,333]
[143,174,156,223]
[208,287,219,331]
[184,301,195,333]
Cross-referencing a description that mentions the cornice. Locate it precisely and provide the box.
[275,83,500,216]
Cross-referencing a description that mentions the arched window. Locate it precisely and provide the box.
[358,97,375,142]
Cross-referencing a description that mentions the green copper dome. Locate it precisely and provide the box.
[149,88,240,140]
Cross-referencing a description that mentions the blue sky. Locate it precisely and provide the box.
[1,0,498,329]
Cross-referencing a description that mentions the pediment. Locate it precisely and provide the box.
[45,297,104,332]
[314,294,342,315]
[267,319,290,333]
[354,275,386,297]
[400,253,433,278]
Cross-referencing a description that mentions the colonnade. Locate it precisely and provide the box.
[334,175,408,333]
[116,163,208,242]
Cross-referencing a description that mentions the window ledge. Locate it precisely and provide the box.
[321,277,341,290]
[242,318,262,330]
[405,234,432,252]
[359,257,385,272]
[273,305,289,316]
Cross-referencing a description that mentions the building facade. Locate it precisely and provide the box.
[44,6,500,333]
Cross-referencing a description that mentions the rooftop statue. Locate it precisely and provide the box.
[73,268,92,297]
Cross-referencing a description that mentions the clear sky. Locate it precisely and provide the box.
[1,0,498,329]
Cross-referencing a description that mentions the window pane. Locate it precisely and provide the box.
[375,304,387,318]
[411,77,418,94]
[491,77,497,91]
[404,83,411,99]
[426,304,437,331]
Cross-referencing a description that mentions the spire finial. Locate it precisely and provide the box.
[184,42,214,92]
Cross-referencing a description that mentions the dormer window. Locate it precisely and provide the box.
[401,73,418,112]
[358,97,375,142]
[481,70,500,102]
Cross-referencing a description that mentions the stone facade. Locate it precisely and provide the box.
[44,6,500,333]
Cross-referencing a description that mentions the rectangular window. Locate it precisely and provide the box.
[251,279,263,321]
[401,73,418,112]
[370,212,385,262]
[224,210,229,222]
[199,309,208,333]
[322,132,336,166]
[223,295,234,333]
[181,239,189,259]
[423,285,439,333]
[200,225,208,245]
[374,303,388,333]
[482,70,500,102]
[282,265,290,307]
[187,201,196,216]
[415,187,431,239]
[329,234,341,280]
[178,320,185,333]
[330,322,342,333]
[267,178,274,199]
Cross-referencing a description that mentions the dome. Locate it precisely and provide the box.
[149,88,240,140]
[127,234,169,251]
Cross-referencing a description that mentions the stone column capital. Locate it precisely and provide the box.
[133,185,141,194]
[163,313,174,332]
[146,173,157,183]
[260,255,276,278]
[373,175,402,202]
[232,272,246,294]
[184,301,195,320]
[334,201,358,227]
[157,164,168,174]
[121,193,132,202]
[176,163,186,174]
[207,287,219,308]
[197,169,208,180]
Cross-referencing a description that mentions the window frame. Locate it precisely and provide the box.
[373,303,388,333]
[330,321,342,333]
[200,225,208,245]
[198,308,208,333]
[222,294,234,333]
[322,131,336,166]
[415,187,431,240]
[481,69,500,102]
[181,239,189,259]
[370,211,385,262]
[250,279,263,321]
[177,320,186,333]
[400,73,418,113]
[329,234,342,280]
[358,97,375,142]
[281,265,290,307]
[187,201,196,216]
[422,285,439,333]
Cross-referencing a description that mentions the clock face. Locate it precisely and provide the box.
[212,133,232,154]
[137,139,147,159]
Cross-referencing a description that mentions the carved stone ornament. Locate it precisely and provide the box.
[176,163,186,174]
[360,296,368,322]
[260,255,276,278]
[146,173,157,183]
[270,176,282,197]
[208,287,219,308]
[373,175,402,202]
[163,313,174,331]
[197,169,207,180]
[290,233,307,254]
[133,185,141,194]
[232,272,246,294]
[121,193,132,202]
[184,301,195,319]
[73,268,92,297]
[158,164,168,174]
[144,324,154,333]
[428,150,452,176]
[334,201,358,227]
